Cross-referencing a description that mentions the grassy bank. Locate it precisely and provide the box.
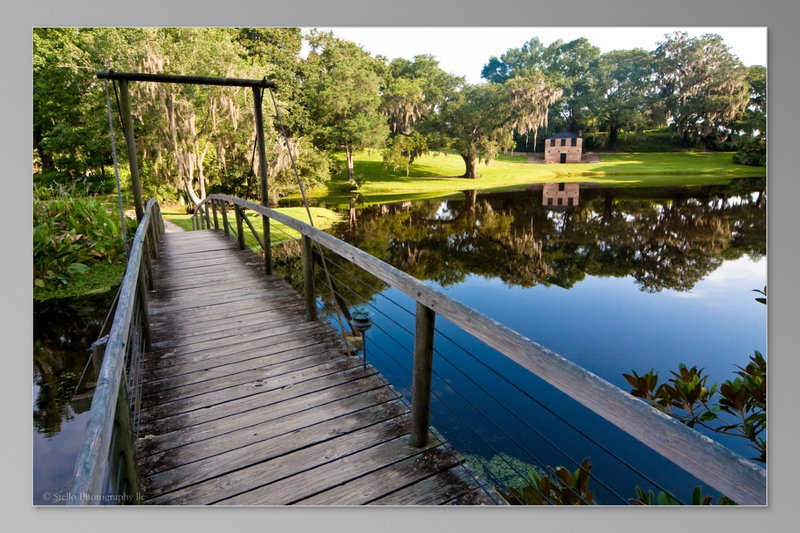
[162,205,343,254]
[285,150,764,208]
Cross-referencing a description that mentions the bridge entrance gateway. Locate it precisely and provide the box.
[68,72,766,506]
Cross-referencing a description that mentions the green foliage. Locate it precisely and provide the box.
[734,138,766,167]
[753,286,767,305]
[497,458,595,505]
[630,485,736,505]
[498,456,736,506]
[653,32,750,147]
[624,350,766,462]
[434,83,515,178]
[305,32,389,181]
[382,132,429,177]
[33,192,133,299]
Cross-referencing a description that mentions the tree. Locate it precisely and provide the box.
[482,37,600,136]
[380,55,464,174]
[437,77,560,178]
[436,82,514,178]
[506,74,563,152]
[653,32,750,147]
[594,49,655,147]
[540,38,601,134]
[33,28,118,188]
[305,33,389,182]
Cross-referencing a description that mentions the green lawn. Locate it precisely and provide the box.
[162,205,342,254]
[285,150,765,208]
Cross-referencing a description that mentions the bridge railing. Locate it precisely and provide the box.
[68,198,164,505]
[190,193,766,505]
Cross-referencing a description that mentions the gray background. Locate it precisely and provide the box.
[4,0,796,530]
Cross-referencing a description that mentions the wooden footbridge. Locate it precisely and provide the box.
[139,228,494,505]
[68,70,765,506]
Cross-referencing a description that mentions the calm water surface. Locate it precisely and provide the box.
[306,178,766,503]
[33,293,110,504]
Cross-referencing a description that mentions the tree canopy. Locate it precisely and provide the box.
[33,28,767,200]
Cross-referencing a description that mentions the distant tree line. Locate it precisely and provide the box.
[33,28,766,206]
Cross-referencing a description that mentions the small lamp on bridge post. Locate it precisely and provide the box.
[350,306,373,370]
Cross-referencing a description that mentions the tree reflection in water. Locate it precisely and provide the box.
[328,178,765,297]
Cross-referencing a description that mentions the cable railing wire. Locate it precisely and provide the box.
[313,254,626,503]
[311,278,562,504]
[306,295,503,505]
[432,324,682,501]
[316,243,683,500]
[338,315,511,505]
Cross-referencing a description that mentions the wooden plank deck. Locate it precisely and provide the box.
[137,228,499,505]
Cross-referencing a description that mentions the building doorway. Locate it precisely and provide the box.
[560,153,567,163]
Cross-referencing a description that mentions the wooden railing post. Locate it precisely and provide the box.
[302,235,317,321]
[204,203,211,229]
[211,199,219,230]
[263,216,273,276]
[235,206,245,250]
[220,201,230,236]
[90,336,108,383]
[411,302,436,447]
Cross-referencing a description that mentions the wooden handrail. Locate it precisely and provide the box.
[199,194,766,505]
[69,198,163,504]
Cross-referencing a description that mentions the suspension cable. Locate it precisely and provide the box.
[266,87,353,346]
[103,79,128,257]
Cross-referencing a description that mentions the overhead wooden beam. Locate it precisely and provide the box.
[97,70,276,89]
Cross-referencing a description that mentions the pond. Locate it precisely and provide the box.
[33,293,113,504]
[289,177,766,504]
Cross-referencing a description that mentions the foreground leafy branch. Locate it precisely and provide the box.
[622,351,766,462]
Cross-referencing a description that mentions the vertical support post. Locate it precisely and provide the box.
[301,235,317,321]
[204,203,211,229]
[220,201,229,236]
[113,371,142,504]
[90,336,108,382]
[235,206,245,250]
[136,264,153,353]
[252,87,272,275]
[141,236,154,291]
[148,220,159,260]
[211,199,219,230]
[411,302,436,447]
[117,80,144,221]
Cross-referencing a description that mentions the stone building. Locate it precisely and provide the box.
[544,132,582,163]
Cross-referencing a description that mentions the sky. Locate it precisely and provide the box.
[302,27,767,84]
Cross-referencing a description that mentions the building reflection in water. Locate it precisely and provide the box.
[542,182,580,209]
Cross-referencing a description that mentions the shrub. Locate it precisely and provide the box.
[733,138,766,167]
[33,193,135,295]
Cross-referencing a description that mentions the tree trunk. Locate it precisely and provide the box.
[184,177,203,208]
[461,153,478,179]
[608,122,618,147]
[345,143,355,181]
[464,189,477,214]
